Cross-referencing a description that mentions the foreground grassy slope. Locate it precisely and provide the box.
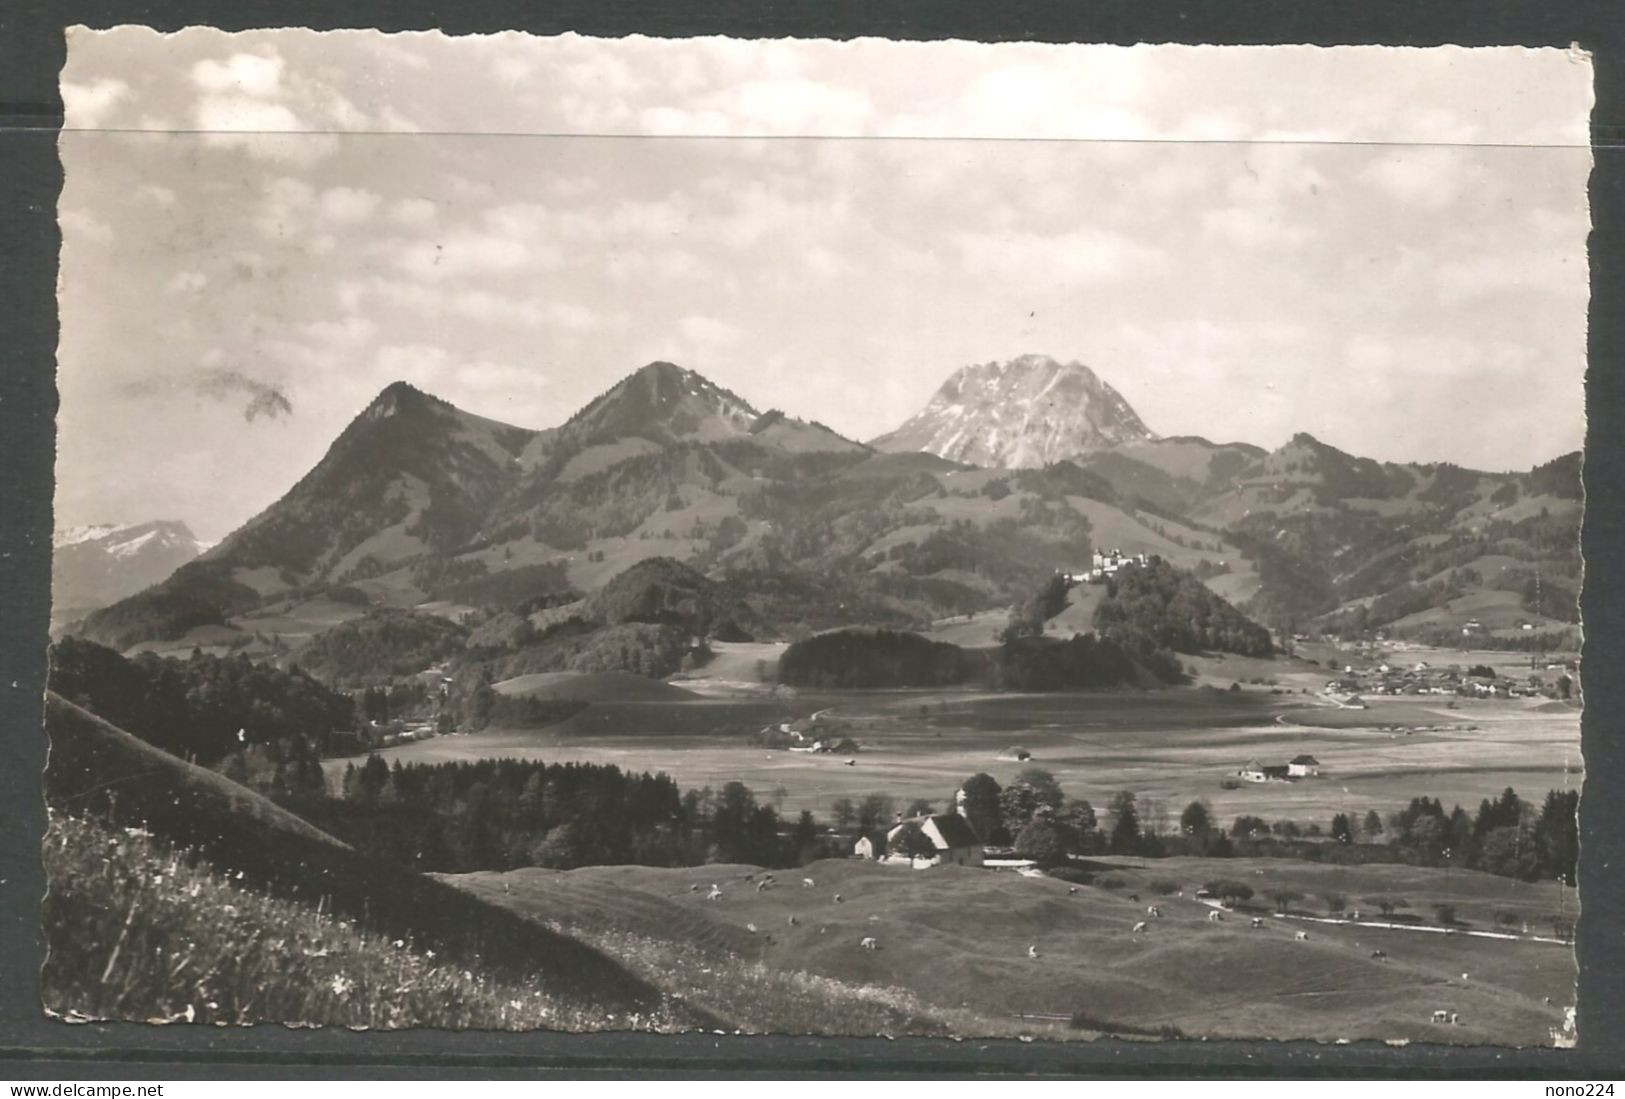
[44,815,676,1031]
[447,855,1574,1045]
[43,693,699,1024]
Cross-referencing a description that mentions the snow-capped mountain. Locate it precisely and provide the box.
[870,354,1156,468]
[52,520,208,627]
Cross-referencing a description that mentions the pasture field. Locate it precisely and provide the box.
[347,686,1579,831]
[447,853,1575,1044]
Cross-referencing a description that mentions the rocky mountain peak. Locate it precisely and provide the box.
[562,361,760,444]
[870,354,1155,468]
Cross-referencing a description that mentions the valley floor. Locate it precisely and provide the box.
[446,853,1575,1045]
[328,657,1580,1044]
[341,684,1580,828]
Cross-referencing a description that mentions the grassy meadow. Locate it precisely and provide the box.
[43,815,682,1031]
[449,853,1575,1044]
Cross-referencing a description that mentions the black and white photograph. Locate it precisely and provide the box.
[44,29,1589,1046]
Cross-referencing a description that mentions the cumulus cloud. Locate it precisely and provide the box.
[1201,206,1314,249]
[136,183,177,206]
[388,197,438,227]
[164,270,209,293]
[196,368,295,420]
[192,52,284,96]
[196,95,301,133]
[186,45,339,163]
[61,78,129,128]
[1359,148,1472,210]
[679,315,742,347]
[952,225,1168,284]
[319,186,382,224]
[59,208,113,245]
[395,232,536,280]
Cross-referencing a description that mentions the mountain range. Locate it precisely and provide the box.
[69,355,1582,658]
[52,520,208,630]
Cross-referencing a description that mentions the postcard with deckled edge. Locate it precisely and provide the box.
[46,28,1588,1046]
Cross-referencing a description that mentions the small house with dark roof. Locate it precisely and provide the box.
[1288,754,1321,777]
[885,813,985,867]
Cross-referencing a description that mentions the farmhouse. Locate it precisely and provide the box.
[1237,757,1310,783]
[885,813,985,867]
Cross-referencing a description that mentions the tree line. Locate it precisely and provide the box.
[1193,786,1576,884]
[310,757,824,873]
[937,768,1577,886]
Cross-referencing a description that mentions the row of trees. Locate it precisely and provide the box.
[937,766,1578,886]
[320,757,822,873]
[1218,786,1578,883]
[778,628,972,689]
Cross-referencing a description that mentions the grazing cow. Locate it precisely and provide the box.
[1461,973,1470,981]
[1432,1010,1450,1024]
[833,893,845,904]
[1067,887,1079,895]
[802,877,815,888]
[689,884,700,893]
[1295,930,1309,941]
[1251,918,1265,929]
[1450,1013,1460,1026]
[860,936,878,951]
[1350,910,1360,921]
[1544,997,1554,1005]
[756,881,770,893]
[1147,905,1161,918]
[845,759,856,767]
[1132,921,1148,934]
[706,885,723,901]
[1128,893,1140,902]
[1028,945,1040,959]
[788,915,799,926]
[1208,910,1223,923]
[1370,950,1387,960]
[746,923,758,933]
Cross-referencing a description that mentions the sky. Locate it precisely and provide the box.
[57,30,1594,541]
